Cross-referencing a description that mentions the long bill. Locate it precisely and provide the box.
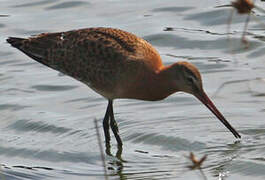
[196,91,241,138]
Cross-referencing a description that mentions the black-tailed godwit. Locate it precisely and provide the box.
[7,27,241,147]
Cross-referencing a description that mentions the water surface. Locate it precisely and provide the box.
[1,0,265,179]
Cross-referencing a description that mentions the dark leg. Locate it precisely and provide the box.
[103,100,111,146]
[109,100,123,147]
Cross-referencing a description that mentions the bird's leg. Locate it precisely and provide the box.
[103,100,111,147]
[109,100,123,147]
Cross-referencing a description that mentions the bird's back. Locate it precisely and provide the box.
[7,27,163,99]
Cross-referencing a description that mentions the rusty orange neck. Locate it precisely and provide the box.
[120,64,178,101]
[154,64,180,99]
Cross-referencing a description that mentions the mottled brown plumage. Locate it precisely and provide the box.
[7,27,240,147]
[8,28,165,100]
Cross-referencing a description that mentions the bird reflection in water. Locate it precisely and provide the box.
[95,119,125,180]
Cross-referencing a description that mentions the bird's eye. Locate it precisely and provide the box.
[187,76,194,84]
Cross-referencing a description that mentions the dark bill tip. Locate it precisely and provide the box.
[196,91,241,139]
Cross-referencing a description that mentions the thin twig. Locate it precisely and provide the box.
[186,152,208,180]
[94,119,108,180]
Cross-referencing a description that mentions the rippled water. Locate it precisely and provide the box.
[1,0,265,179]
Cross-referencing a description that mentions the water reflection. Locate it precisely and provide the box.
[105,145,126,179]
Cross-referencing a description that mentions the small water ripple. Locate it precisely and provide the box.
[144,33,263,54]
[126,132,206,152]
[10,0,58,8]
[30,85,78,92]
[6,119,71,134]
[152,6,193,13]
[0,104,30,111]
[0,146,99,164]
[45,1,89,10]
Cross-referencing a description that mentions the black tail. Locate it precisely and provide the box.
[6,37,48,66]
[6,37,26,50]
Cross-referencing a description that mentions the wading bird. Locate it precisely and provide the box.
[7,27,241,147]
[229,0,255,46]
[217,0,265,48]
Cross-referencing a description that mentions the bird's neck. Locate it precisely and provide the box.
[136,65,178,101]
[119,64,178,101]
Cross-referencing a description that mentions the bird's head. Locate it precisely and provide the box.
[166,61,241,138]
[173,61,203,96]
